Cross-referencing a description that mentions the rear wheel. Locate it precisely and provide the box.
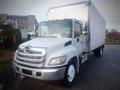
[62,61,76,88]
[94,46,103,57]
[84,53,88,62]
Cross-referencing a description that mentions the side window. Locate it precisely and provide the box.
[74,22,81,38]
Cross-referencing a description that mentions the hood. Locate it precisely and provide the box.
[19,38,72,49]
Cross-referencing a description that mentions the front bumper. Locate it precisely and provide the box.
[13,61,66,80]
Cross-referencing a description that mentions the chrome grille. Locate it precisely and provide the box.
[17,52,42,59]
[18,48,42,54]
[16,57,43,64]
[15,47,46,68]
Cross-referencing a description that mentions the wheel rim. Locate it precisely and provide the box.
[67,64,75,82]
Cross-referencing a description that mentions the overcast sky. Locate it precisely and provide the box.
[0,0,120,31]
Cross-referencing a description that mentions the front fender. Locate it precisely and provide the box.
[45,45,78,67]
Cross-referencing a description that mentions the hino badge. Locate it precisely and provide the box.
[13,1,105,87]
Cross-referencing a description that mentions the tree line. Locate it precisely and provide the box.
[0,16,22,50]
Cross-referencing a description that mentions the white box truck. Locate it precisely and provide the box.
[13,1,105,87]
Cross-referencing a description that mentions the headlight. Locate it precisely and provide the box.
[48,56,66,66]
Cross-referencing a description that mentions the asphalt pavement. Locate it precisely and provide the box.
[3,45,120,90]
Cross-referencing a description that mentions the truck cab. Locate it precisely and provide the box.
[13,19,87,87]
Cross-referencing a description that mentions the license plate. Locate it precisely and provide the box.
[22,69,32,75]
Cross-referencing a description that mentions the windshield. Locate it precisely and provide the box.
[37,20,72,38]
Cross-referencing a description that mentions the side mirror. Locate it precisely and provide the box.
[82,31,88,35]
[27,32,36,40]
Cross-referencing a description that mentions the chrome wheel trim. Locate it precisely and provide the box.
[67,64,75,82]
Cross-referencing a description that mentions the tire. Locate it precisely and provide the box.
[62,60,76,88]
[94,47,103,57]
[84,53,88,62]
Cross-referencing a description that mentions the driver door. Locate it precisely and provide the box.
[73,21,84,57]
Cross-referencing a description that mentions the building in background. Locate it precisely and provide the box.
[0,14,38,39]
[106,31,120,43]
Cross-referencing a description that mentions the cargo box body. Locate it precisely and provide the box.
[48,1,105,51]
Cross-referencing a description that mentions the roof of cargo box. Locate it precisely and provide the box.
[49,0,90,10]
[48,0,90,21]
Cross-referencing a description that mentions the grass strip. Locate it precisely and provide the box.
[106,42,120,44]
[0,60,12,70]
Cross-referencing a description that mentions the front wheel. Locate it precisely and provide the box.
[62,61,76,88]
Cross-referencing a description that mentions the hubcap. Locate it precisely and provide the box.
[67,64,75,82]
